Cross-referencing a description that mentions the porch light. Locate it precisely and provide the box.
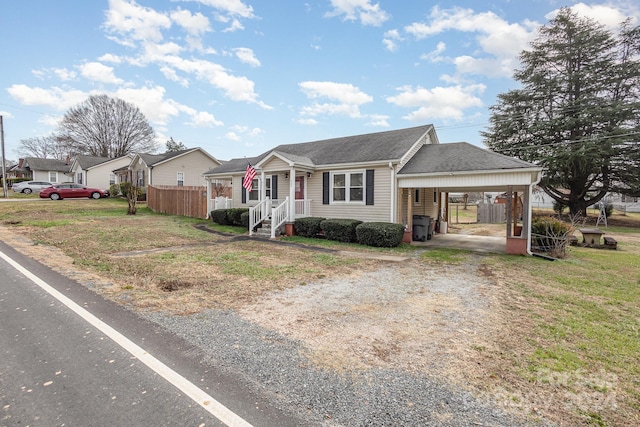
[284,172,289,179]
[306,172,311,178]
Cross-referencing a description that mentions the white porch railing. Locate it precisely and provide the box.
[295,199,312,217]
[249,197,270,236]
[270,197,289,238]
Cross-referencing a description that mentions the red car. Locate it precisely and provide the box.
[40,183,110,200]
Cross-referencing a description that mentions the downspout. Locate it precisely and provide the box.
[205,176,212,219]
[389,162,395,223]
[526,170,543,255]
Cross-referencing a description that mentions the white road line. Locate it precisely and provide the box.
[0,250,253,427]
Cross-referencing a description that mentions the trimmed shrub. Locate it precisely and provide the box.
[240,211,250,229]
[321,218,363,243]
[109,184,121,197]
[356,222,405,247]
[531,216,571,258]
[294,217,326,238]
[227,208,249,226]
[211,209,230,225]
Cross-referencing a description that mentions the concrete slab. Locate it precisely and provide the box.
[411,233,506,254]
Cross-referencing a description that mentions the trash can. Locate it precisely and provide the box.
[412,215,432,242]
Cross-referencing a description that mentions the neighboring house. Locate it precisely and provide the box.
[203,125,543,254]
[21,157,72,184]
[69,154,133,190]
[5,159,29,180]
[126,148,221,190]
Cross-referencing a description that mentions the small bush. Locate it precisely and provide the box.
[211,209,230,225]
[294,217,326,238]
[321,218,363,243]
[531,216,571,258]
[227,208,249,226]
[109,184,121,197]
[240,211,250,229]
[356,222,404,247]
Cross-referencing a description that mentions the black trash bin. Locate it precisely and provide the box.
[412,215,431,242]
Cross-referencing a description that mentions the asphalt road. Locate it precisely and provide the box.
[0,240,305,427]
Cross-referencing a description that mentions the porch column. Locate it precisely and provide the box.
[506,186,513,238]
[523,186,531,251]
[407,190,413,232]
[397,188,403,224]
[260,170,265,201]
[289,167,296,220]
[513,191,519,235]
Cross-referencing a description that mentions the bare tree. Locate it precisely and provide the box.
[17,135,67,160]
[57,94,157,158]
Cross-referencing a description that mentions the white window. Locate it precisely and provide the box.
[109,174,116,185]
[49,172,58,183]
[414,189,421,206]
[331,171,364,203]
[248,177,271,201]
[177,172,184,186]
[77,173,83,184]
[137,170,145,187]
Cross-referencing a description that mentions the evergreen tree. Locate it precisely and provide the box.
[483,8,640,215]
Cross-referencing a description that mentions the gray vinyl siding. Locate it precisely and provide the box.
[400,188,439,225]
[310,165,392,223]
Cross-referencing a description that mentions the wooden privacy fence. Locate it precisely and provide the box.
[147,185,208,219]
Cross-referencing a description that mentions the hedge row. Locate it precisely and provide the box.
[294,217,405,247]
[210,208,249,227]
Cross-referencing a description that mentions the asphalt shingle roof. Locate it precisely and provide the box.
[205,125,433,175]
[24,157,70,173]
[398,142,536,175]
[76,155,110,169]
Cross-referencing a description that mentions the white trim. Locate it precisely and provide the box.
[329,169,366,204]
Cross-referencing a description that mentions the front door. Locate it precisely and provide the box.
[295,176,304,200]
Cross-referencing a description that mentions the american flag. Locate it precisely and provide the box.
[242,163,257,191]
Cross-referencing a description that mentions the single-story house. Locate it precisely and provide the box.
[122,148,221,190]
[203,125,543,254]
[69,154,133,190]
[20,157,72,184]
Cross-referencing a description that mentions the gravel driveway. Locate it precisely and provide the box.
[144,255,546,426]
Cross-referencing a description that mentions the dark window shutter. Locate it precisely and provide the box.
[366,169,374,205]
[271,175,278,199]
[241,186,246,203]
[323,172,329,205]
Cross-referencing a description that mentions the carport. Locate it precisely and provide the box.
[395,143,543,255]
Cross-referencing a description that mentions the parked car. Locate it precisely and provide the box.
[39,183,110,200]
[11,180,54,194]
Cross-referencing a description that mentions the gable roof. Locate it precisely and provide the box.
[23,157,70,173]
[205,125,435,175]
[137,148,219,168]
[398,142,538,175]
[74,155,110,170]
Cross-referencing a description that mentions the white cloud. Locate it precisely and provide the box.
[368,114,389,127]
[297,118,318,126]
[299,81,373,119]
[234,47,261,67]
[79,62,124,84]
[383,29,402,52]
[7,84,89,111]
[186,0,255,19]
[186,111,224,127]
[326,0,389,26]
[103,0,171,45]
[170,8,211,36]
[32,68,77,81]
[404,6,538,78]
[97,53,123,64]
[420,41,446,63]
[160,66,190,87]
[386,84,485,121]
[225,131,241,141]
[547,3,637,29]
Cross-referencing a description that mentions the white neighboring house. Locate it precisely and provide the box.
[21,157,71,184]
[69,154,133,190]
[126,148,221,189]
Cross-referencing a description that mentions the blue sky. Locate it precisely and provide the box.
[1,0,638,162]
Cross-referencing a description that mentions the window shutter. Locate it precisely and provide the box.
[241,185,246,203]
[271,175,278,199]
[323,172,329,204]
[366,169,374,205]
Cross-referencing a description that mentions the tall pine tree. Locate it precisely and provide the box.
[483,8,640,216]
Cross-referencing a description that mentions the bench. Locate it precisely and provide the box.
[579,228,605,245]
[603,236,617,250]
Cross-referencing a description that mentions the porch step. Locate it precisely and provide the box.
[253,218,273,238]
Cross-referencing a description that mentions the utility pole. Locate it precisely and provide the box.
[1,116,7,198]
